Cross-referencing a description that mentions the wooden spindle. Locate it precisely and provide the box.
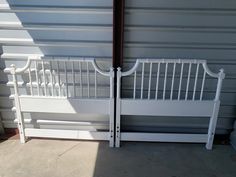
[79,61,83,97]
[185,63,192,100]
[192,63,199,100]
[34,61,40,96]
[28,66,33,96]
[64,61,68,97]
[94,69,97,98]
[42,61,47,96]
[56,61,61,97]
[141,62,145,99]
[49,61,54,97]
[133,71,137,99]
[72,61,76,98]
[163,63,168,100]
[178,63,184,100]
[86,62,90,98]
[155,63,160,99]
[170,62,176,100]
[148,63,152,100]
[200,70,206,100]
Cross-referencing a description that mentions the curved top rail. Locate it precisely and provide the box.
[7,56,113,77]
[10,56,41,74]
[91,59,113,77]
[202,62,225,79]
[121,58,207,77]
[120,58,225,80]
[137,58,206,64]
[121,60,140,77]
[45,57,95,62]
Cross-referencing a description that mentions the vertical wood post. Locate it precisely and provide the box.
[115,68,122,147]
[109,68,115,147]
[206,69,225,150]
[11,64,26,143]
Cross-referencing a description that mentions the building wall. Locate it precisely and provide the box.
[121,0,236,134]
[0,0,113,130]
[0,0,236,136]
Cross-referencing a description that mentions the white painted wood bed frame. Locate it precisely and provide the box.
[116,59,225,150]
[9,56,115,147]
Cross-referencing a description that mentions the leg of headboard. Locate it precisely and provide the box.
[115,98,121,147]
[12,67,26,143]
[109,99,115,147]
[115,68,122,147]
[206,101,220,150]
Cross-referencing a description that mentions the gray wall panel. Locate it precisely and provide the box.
[0,0,112,130]
[122,0,236,134]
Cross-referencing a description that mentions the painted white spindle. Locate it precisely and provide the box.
[178,63,184,100]
[56,61,61,97]
[79,61,83,97]
[133,71,137,99]
[41,61,47,96]
[200,70,206,100]
[34,61,40,96]
[141,62,145,99]
[28,67,33,96]
[163,62,168,100]
[192,63,199,100]
[49,61,54,97]
[71,61,76,97]
[64,61,68,97]
[155,63,160,99]
[148,63,152,99]
[94,69,97,98]
[87,62,90,98]
[185,63,192,100]
[170,62,176,100]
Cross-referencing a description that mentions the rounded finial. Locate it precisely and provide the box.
[10,64,16,68]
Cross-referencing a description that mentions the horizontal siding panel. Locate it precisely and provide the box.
[0,29,112,42]
[124,48,236,60]
[125,11,236,28]
[124,30,236,45]
[2,46,112,58]
[125,0,236,10]
[0,12,112,26]
[0,0,112,8]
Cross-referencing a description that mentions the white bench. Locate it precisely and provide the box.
[8,56,115,147]
[115,59,225,150]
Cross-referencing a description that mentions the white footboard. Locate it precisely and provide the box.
[9,56,115,147]
[116,59,225,150]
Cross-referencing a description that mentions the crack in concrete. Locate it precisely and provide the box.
[58,143,79,157]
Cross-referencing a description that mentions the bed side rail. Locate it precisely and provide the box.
[7,56,114,99]
[117,59,225,101]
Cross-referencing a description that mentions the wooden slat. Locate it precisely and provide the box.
[20,97,110,114]
[120,99,216,117]
[25,128,109,140]
[121,132,207,143]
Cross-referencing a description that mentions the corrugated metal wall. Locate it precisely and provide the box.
[121,0,236,134]
[0,0,235,136]
[0,0,113,130]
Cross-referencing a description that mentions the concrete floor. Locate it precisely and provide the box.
[0,139,236,177]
